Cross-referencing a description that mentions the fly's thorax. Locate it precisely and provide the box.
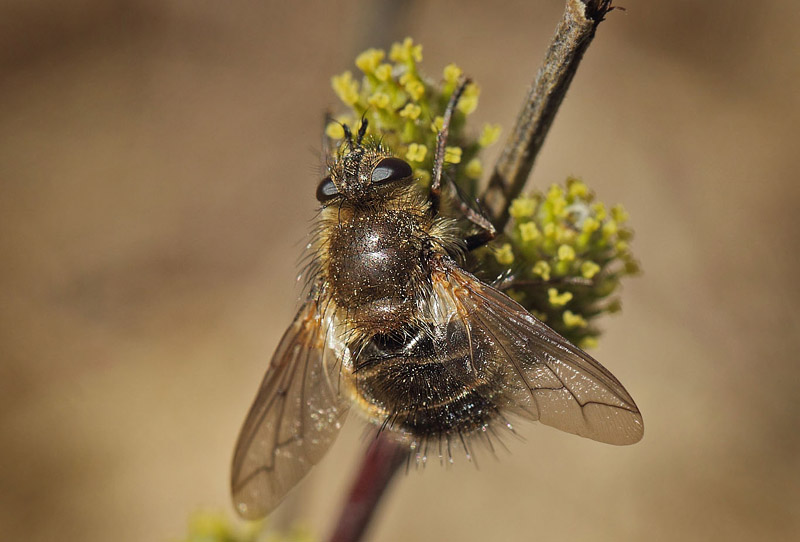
[325,207,428,312]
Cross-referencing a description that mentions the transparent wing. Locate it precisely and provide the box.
[432,261,643,445]
[231,300,349,519]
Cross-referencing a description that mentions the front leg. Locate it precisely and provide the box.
[430,78,471,216]
[428,78,497,251]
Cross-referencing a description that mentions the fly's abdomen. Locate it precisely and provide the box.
[351,329,503,437]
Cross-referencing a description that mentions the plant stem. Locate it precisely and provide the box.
[327,434,408,542]
[481,0,616,231]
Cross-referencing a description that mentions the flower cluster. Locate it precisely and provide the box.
[328,38,501,199]
[478,177,640,347]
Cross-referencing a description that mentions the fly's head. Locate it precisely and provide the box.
[316,120,414,207]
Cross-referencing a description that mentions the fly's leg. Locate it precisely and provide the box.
[464,228,496,252]
[429,78,497,252]
[430,78,470,215]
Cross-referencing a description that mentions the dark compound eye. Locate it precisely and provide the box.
[371,157,413,184]
[316,176,339,202]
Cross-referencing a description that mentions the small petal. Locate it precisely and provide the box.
[367,92,390,109]
[580,261,601,279]
[557,244,576,262]
[495,243,514,266]
[443,63,463,83]
[465,158,483,180]
[519,222,540,244]
[399,103,421,120]
[592,202,607,221]
[405,143,428,163]
[612,204,630,224]
[405,79,425,101]
[509,196,536,219]
[548,288,573,307]
[478,123,502,147]
[581,216,600,234]
[444,146,462,164]
[563,310,588,329]
[602,220,619,239]
[567,178,589,200]
[457,83,480,114]
[325,122,345,140]
[389,37,422,63]
[374,63,393,81]
[532,261,551,281]
[331,71,360,105]
[355,48,386,73]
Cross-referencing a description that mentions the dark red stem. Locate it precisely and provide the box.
[327,434,409,542]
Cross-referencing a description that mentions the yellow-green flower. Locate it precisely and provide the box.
[548,288,573,307]
[325,122,345,140]
[389,37,423,63]
[374,63,392,81]
[563,310,588,329]
[399,103,421,120]
[443,63,463,83]
[331,71,360,106]
[612,204,629,223]
[519,222,540,243]
[495,243,514,266]
[532,261,551,281]
[182,510,268,542]
[355,48,385,74]
[625,259,641,275]
[404,79,425,101]
[581,216,600,234]
[457,83,480,114]
[602,219,618,239]
[557,244,576,262]
[509,196,536,219]
[444,146,462,164]
[405,143,427,163]
[367,92,390,109]
[567,177,589,199]
[592,201,607,221]
[478,123,502,147]
[545,184,567,218]
[580,261,601,279]
[465,158,483,179]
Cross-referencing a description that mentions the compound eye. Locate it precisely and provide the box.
[316,176,339,202]
[371,157,413,184]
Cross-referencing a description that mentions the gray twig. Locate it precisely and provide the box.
[481,0,617,231]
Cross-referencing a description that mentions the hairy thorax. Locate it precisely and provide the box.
[325,208,428,331]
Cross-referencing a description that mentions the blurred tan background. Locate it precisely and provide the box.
[2,1,798,541]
